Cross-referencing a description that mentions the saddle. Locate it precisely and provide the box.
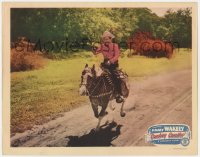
[101,68,129,98]
[101,65,128,78]
[113,69,128,79]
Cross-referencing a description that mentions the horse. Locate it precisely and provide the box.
[79,63,129,131]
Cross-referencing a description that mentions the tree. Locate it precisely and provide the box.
[11,7,192,52]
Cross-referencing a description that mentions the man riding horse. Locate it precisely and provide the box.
[92,30,124,103]
[79,31,129,130]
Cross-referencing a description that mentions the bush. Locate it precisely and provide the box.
[11,49,46,72]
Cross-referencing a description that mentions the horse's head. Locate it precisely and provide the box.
[79,64,92,96]
[79,64,103,96]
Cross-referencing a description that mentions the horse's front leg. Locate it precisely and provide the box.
[120,99,126,117]
[91,103,98,118]
[90,98,99,118]
[95,100,109,131]
[96,116,103,131]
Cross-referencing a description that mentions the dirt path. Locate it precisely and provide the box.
[11,69,192,147]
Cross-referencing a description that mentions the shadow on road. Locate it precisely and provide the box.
[65,121,122,146]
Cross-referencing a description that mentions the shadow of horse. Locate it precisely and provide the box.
[65,121,122,146]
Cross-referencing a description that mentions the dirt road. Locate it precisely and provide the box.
[11,69,192,147]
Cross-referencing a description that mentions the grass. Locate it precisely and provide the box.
[11,48,191,134]
[120,48,191,78]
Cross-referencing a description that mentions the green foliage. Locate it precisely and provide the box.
[11,8,192,52]
[163,8,192,48]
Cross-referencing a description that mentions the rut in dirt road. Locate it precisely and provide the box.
[11,69,192,147]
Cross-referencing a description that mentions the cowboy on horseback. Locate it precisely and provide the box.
[92,31,124,103]
[79,31,129,130]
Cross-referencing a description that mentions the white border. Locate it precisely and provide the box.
[1,1,199,157]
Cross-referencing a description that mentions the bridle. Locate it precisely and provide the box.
[79,69,92,87]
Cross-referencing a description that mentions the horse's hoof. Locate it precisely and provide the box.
[120,112,126,117]
[94,114,99,118]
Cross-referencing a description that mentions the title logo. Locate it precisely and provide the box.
[145,124,190,146]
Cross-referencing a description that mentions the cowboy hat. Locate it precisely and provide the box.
[102,31,115,39]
